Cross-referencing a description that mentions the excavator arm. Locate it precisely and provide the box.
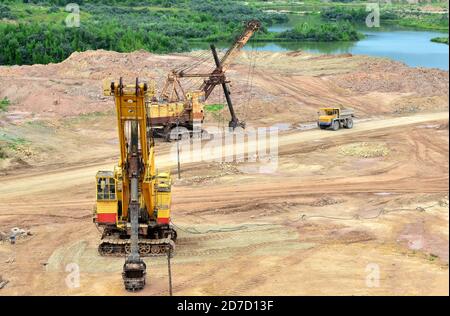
[104,78,175,291]
[218,20,262,72]
[181,20,260,99]
[109,78,150,291]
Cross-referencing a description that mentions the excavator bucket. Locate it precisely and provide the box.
[122,260,147,292]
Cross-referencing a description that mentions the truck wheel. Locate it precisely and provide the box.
[345,118,353,129]
[164,132,172,142]
[331,120,340,131]
[166,126,190,142]
[179,130,190,140]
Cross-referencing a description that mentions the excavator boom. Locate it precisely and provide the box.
[194,20,261,100]
[198,20,260,128]
[214,20,261,73]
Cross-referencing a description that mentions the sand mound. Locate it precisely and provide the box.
[338,142,390,158]
[335,59,449,96]
[0,50,448,123]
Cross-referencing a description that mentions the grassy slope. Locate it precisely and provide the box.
[248,0,449,31]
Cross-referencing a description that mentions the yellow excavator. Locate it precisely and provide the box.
[93,78,176,291]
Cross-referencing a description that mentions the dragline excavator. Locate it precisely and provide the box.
[94,78,176,291]
[149,19,261,141]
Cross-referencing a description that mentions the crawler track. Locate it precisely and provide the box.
[98,238,175,257]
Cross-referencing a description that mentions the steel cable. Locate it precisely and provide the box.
[170,203,442,235]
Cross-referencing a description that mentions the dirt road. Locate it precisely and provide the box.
[1,111,447,198]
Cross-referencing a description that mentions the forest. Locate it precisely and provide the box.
[3,1,446,65]
[320,5,449,31]
[0,0,287,65]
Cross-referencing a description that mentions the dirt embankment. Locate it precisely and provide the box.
[0,49,448,172]
[0,50,447,123]
[232,52,448,123]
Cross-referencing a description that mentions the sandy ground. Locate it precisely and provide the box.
[0,50,448,295]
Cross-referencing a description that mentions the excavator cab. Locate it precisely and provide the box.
[319,108,339,117]
[96,172,116,200]
[95,171,118,225]
[318,107,339,127]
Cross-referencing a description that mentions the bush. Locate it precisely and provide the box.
[47,5,60,14]
[0,97,10,111]
[320,7,367,23]
[279,21,361,42]
[431,37,449,45]
[0,146,7,159]
[0,4,15,19]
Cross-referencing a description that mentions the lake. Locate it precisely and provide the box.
[265,25,449,70]
[192,27,449,71]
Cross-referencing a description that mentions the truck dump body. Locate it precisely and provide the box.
[340,109,354,118]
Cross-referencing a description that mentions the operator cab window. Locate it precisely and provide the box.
[97,177,116,200]
[325,109,338,116]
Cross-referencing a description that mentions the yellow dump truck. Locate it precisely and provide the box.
[317,107,354,131]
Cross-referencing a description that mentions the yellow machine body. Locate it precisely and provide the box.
[146,90,205,137]
[318,107,340,124]
[94,79,176,258]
